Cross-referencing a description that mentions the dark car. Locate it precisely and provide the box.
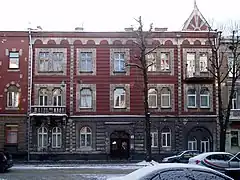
[162,150,200,163]
[0,151,13,173]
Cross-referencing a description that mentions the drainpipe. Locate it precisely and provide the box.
[27,28,33,161]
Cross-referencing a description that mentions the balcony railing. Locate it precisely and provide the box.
[230,109,240,121]
[31,105,66,114]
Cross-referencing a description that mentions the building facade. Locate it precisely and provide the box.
[0,32,29,157]
[26,3,218,160]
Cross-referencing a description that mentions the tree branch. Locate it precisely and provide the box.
[125,62,144,70]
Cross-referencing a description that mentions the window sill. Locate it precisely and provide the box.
[79,71,93,73]
[38,71,64,73]
[7,69,20,72]
[113,107,127,109]
[149,107,158,109]
[113,71,126,74]
[200,107,210,109]
[187,107,197,109]
[5,107,19,110]
[161,106,171,109]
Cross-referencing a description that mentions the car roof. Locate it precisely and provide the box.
[190,152,234,159]
[117,163,227,180]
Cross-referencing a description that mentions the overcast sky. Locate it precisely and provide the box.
[0,0,239,31]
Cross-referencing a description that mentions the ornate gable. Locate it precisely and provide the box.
[182,0,209,31]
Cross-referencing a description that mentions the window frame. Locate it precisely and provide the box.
[7,90,19,108]
[147,53,157,72]
[79,88,93,108]
[79,52,93,72]
[52,127,62,148]
[5,125,18,144]
[151,131,158,147]
[186,53,196,77]
[187,89,197,108]
[161,88,171,108]
[232,91,237,109]
[39,89,48,106]
[200,138,210,152]
[148,88,158,108]
[9,52,20,69]
[231,131,239,147]
[161,128,171,147]
[52,52,64,72]
[114,52,125,72]
[160,52,170,71]
[188,138,197,150]
[52,89,62,106]
[80,126,92,148]
[37,127,48,148]
[199,53,208,72]
[113,88,126,108]
[200,88,210,108]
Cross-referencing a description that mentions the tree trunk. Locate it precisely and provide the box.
[145,112,152,162]
[219,127,226,152]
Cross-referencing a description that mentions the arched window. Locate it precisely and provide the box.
[80,126,92,147]
[6,85,20,108]
[151,129,158,147]
[39,88,48,106]
[80,88,92,108]
[52,127,62,148]
[161,127,171,147]
[148,88,157,108]
[188,137,197,150]
[200,137,210,152]
[161,88,171,108]
[187,89,196,108]
[53,89,62,106]
[200,88,210,108]
[38,127,48,148]
[114,88,126,108]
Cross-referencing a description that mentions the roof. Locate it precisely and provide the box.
[190,152,234,160]
[182,0,210,31]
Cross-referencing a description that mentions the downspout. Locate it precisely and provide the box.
[27,28,33,161]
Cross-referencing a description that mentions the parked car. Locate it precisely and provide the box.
[188,152,240,173]
[0,151,13,173]
[107,163,233,180]
[162,150,200,163]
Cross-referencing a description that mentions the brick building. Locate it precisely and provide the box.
[0,31,29,157]
[26,2,218,160]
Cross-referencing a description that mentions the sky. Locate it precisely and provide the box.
[0,0,239,32]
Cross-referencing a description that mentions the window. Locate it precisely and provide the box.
[39,89,48,106]
[228,55,234,77]
[39,52,50,72]
[5,125,18,144]
[147,53,157,71]
[114,52,125,72]
[161,53,170,71]
[232,91,237,109]
[188,138,197,150]
[187,89,196,108]
[80,88,92,108]
[52,52,63,72]
[151,131,158,147]
[53,89,62,106]
[201,138,210,152]
[200,88,210,108]
[38,127,48,148]
[6,86,19,108]
[161,88,171,108]
[148,88,157,108]
[192,170,227,180]
[231,131,239,146]
[199,53,208,72]
[160,170,193,180]
[186,53,196,77]
[80,52,92,72]
[52,127,62,148]
[9,52,19,69]
[161,127,171,147]
[80,126,92,147]
[114,88,126,108]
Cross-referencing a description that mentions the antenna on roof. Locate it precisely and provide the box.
[194,0,198,9]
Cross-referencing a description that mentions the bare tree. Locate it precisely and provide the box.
[208,27,240,151]
[126,16,159,162]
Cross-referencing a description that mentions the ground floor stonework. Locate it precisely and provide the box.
[29,116,217,161]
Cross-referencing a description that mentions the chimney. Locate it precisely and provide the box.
[155,27,168,32]
[124,27,134,32]
[75,27,84,31]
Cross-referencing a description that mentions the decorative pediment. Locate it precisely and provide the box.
[182,0,210,31]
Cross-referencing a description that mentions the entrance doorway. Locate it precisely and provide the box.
[110,131,130,159]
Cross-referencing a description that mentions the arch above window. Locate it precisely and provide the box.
[80,126,92,148]
[148,88,157,108]
[200,87,210,108]
[80,88,92,108]
[53,88,62,106]
[161,88,171,108]
[39,88,48,106]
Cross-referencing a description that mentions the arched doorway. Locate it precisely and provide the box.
[110,131,130,159]
[187,126,213,152]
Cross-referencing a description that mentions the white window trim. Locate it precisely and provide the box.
[200,139,210,152]
[200,94,210,108]
[9,52,20,69]
[148,89,157,108]
[38,127,48,148]
[188,139,197,150]
[187,94,197,108]
[161,93,171,108]
[232,92,237,109]
[80,52,93,72]
[52,127,62,148]
[147,53,157,72]
[160,53,170,71]
[161,132,171,147]
[80,127,92,147]
[199,53,208,72]
[114,88,126,108]
[7,91,19,108]
[114,52,125,72]
[80,88,93,108]
[151,132,158,147]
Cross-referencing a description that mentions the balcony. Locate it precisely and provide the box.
[184,71,214,83]
[230,109,240,121]
[30,105,67,116]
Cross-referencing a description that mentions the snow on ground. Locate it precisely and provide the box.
[136,160,159,166]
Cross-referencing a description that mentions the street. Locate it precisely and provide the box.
[0,164,142,180]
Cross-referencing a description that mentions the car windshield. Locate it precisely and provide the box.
[176,151,185,156]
